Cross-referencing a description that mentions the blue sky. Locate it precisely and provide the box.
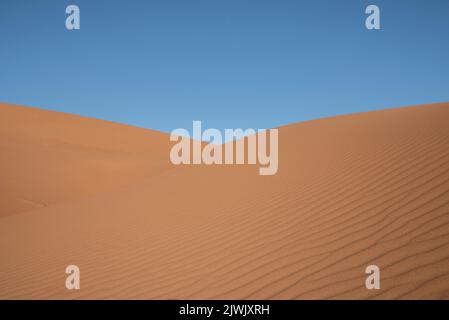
[1,0,448,133]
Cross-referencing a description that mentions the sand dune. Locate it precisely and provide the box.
[1,102,449,299]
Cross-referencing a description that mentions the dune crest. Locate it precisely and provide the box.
[1,102,449,299]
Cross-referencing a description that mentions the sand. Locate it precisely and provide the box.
[1,102,449,299]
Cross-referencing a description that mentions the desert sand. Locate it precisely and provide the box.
[1,102,449,299]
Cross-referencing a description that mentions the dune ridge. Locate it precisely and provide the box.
[1,102,449,299]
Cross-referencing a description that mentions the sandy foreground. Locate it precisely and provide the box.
[0,102,449,299]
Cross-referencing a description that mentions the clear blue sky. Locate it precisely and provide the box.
[1,0,448,133]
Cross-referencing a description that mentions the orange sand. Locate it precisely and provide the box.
[1,102,449,299]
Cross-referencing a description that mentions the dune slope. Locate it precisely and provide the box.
[0,103,170,217]
[1,102,449,299]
